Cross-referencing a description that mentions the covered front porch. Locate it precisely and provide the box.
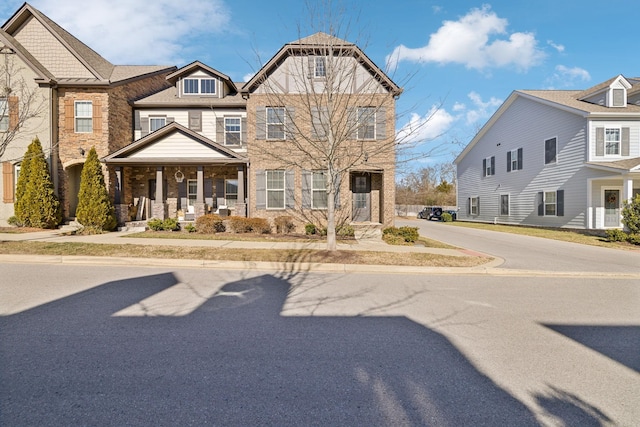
[587,159,640,229]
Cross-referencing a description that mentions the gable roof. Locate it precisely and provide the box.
[241,31,402,96]
[102,122,247,165]
[586,157,640,173]
[2,3,174,86]
[0,28,55,83]
[166,61,237,92]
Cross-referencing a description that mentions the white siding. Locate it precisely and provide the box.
[129,134,229,159]
[457,95,591,228]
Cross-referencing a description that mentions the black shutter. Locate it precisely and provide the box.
[507,151,512,172]
[178,181,187,210]
[538,192,544,216]
[517,148,523,170]
[482,159,487,177]
[490,156,495,176]
[556,190,564,217]
[477,197,480,215]
[204,178,213,207]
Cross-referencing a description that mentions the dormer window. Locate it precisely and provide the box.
[183,77,216,95]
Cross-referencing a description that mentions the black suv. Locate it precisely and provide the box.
[417,206,457,221]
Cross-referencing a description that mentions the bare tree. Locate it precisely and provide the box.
[246,2,432,251]
[0,45,47,160]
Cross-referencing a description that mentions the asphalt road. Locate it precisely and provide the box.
[399,218,640,273]
[1,263,638,426]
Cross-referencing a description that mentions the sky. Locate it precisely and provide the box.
[2,0,639,175]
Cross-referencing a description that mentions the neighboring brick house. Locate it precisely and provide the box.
[0,3,175,223]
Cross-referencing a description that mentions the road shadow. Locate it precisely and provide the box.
[0,272,607,426]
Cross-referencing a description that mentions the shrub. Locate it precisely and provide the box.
[336,224,355,237]
[382,226,419,244]
[275,216,295,234]
[162,217,180,231]
[228,216,271,234]
[605,229,628,242]
[76,147,116,232]
[627,233,640,245]
[14,138,61,229]
[441,212,453,222]
[184,223,196,233]
[250,218,272,234]
[7,216,22,227]
[195,214,225,234]
[305,223,316,235]
[147,218,164,231]
[622,194,640,235]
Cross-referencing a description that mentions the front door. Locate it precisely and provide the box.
[604,189,620,227]
[352,174,371,222]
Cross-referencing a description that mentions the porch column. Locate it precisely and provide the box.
[236,165,246,217]
[114,167,122,204]
[114,166,127,225]
[152,166,166,219]
[195,166,206,218]
[623,176,633,231]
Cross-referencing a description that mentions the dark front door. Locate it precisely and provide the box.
[352,174,371,222]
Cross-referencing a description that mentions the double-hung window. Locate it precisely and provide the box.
[543,191,556,216]
[605,128,620,155]
[312,171,328,209]
[225,179,238,208]
[266,107,285,140]
[470,197,479,215]
[149,117,166,132]
[225,117,241,145]
[507,148,522,172]
[483,156,495,177]
[183,78,216,95]
[75,101,93,133]
[314,57,326,78]
[0,98,8,131]
[266,170,285,209]
[357,107,375,140]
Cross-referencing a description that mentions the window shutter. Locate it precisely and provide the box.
[188,111,202,131]
[285,107,295,140]
[482,158,487,177]
[215,178,225,208]
[134,111,141,131]
[141,117,149,137]
[302,170,312,209]
[621,127,630,156]
[92,99,101,134]
[307,56,314,79]
[8,96,18,130]
[255,106,266,140]
[241,117,247,145]
[517,148,523,170]
[311,107,322,140]
[334,173,341,209]
[216,117,224,144]
[178,181,187,210]
[506,151,512,172]
[595,127,604,156]
[285,169,295,209]
[490,156,495,175]
[2,162,14,203]
[65,99,74,131]
[537,192,544,216]
[477,197,480,214]
[556,190,564,217]
[375,107,386,140]
[204,178,213,207]
[255,170,266,209]
[468,197,471,215]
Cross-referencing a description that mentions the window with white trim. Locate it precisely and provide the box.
[470,197,479,215]
[225,117,241,145]
[0,98,8,131]
[225,179,238,208]
[187,179,197,209]
[544,191,556,216]
[75,101,93,133]
[545,137,557,164]
[605,128,620,155]
[183,77,216,95]
[149,117,166,132]
[312,171,327,209]
[266,107,285,140]
[314,57,326,78]
[266,170,285,209]
[500,194,509,216]
[483,156,495,177]
[357,107,375,140]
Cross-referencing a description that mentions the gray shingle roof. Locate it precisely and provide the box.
[518,90,640,113]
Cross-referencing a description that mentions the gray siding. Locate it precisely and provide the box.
[457,95,592,228]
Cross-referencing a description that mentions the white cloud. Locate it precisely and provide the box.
[457,91,503,125]
[547,40,565,53]
[545,65,591,88]
[387,5,545,71]
[33,0,231,65]
[397,106,455,145]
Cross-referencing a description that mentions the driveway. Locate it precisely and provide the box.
[398,218,640,274]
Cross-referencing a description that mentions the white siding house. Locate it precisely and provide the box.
[455,75,640,230]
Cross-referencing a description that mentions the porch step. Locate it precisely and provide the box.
[118,221,148,232]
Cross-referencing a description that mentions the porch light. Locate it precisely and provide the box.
[175,170,184,183]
